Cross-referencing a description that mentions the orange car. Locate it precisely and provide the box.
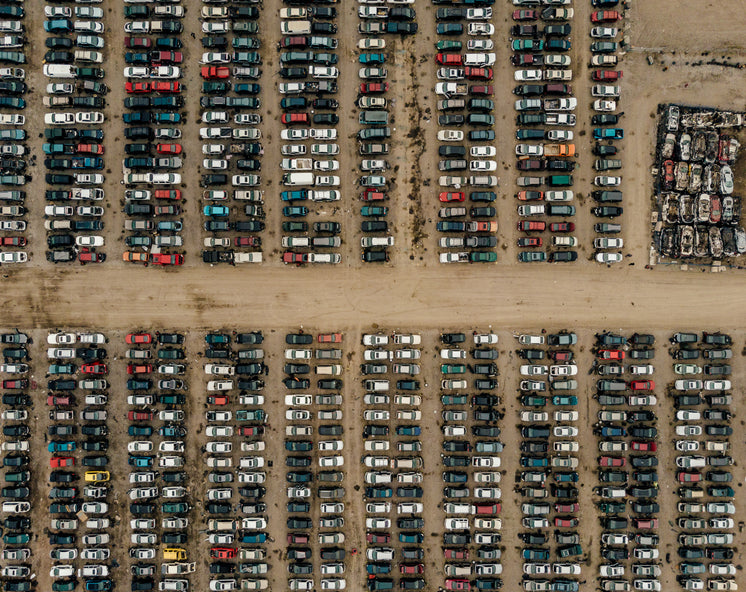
[318,333,342,343]
[123,251,149,264]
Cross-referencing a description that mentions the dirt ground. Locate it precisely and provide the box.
[6,326,746,592]
[5,0,746,591]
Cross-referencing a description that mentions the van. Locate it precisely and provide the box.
[595,159,622,171]
[282,172,314,186]
[359,111,389,126]
[547,175,573,186]
[163,548,187,561]
[469,175,497,187]
[43,64,76,78]
[679,487,704,499]
[596,223,621,233]
[547,204,575,216]
[361,236,394,247]
[207,519,236,532]
[234,190,263,202]
[315,365,342,376]
[438,99,465,111]
[597,380,626,391]
[706,441,729,452]
[364,380,389,392]
[281,20,311,35]
[464,53,495,67]
[594,190,623,202]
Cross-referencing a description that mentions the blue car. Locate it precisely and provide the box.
[282,206,308,218]
[240,533,267,544]
[154,112,180,124]
[48,441,76,453]
[204,205,230,217]
[523,548,550,561]
[552,395,578,406]
[593,127,624,140]
[44,19,72,33]
[281,190,307,201]
[157,221,182,232]
[360,53,386,64]
[600,426,626,437]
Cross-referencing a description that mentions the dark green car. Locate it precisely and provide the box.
[518,251,547,263]
[470,252,497,263]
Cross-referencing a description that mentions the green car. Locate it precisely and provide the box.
[519,251,547,263]
[520,395,547,407]
[441,395,467,405]
[552,395,578,406]
[470,252,497,263]
[161,502,188,514]
[436,40,461,51]
[511,39,544,52]
[157,349,184,360]
[441,364,466,374]
[3,533,29,544]
[53,582,76,592]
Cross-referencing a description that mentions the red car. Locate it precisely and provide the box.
[128,411,154,421]
[677,471,701,483]
[126,333,152,345]
[126,82,150,94]
[234,236,260,247]
[444,549,468,560]
[151,51,182,64]
[127,364,152,375]
[47,396,71,406]
[549,222,575,232]
[633,518,658,529]
[2,379,26,389]
[518,220,546,232]
[318,333,342,343]
[360,82,389,94]
[366,533,390,544]
[151,253,184,266]
[237,426,264,437]
[281,113,309,125]
[598,349,625,360]
[439,191,465,202]
[211,548,237,560]
[78,249,104,264]
[436,53,462,66]
[154,205,180,216]
[470,85,493,95]
[50,457,74,467]
[287,534,309,544]
[592,70,622,81]
[465,67,492,80]
[599,456,625,467]
[446,580,470,591]
[471,221,497,232]
[554,517,579,527]
[77,144,104,155]
[513,9,537,20]
[554,503,579,513]
[400,565,424,575]
[631,441,657,452]
[81,363,107,375]
[201,66,230,79]
[360,189,385,201]
[156,144,182,155]
[152,81,181,93]
[207,395,229,405]
[474,502,500,515]
[125,37,151,48]
[517,237,542,247]
[1,236,26,246]
[155,189,181,200]
[549,350,573,362]
[663,160,674,186]
[630,380,655,391]
[282,252,308,264]
[517,190,543,201]
[591,10,620,22]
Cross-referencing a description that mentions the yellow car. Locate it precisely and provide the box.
[163,548,187,561]
[84,471,110,482]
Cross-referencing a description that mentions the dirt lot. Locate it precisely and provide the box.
[5,0,746,591]
[5,326,746,592]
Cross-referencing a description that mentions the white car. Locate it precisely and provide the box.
[591,27,618,38]
[75,112,104,124]
[124,67,149,78]
[0,252,26,263]
[470,146,496,158]
[75,236,104,247]
[515,69,542,81]
[596,252,623,264]
[47,332,76,345]
[440,349,466,359]
[285,395,312,406]
[202,52,231,64]
[44,113,75,125]
[438,130,464,142]
[594,175,621,187]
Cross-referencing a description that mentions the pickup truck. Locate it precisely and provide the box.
[440,252,468,263]
[161,564,195,576]
[546,113,576,126]
[435,82,467,96]
[544,98,577,111]
[280,158,312,171]
[544,144,575,157]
